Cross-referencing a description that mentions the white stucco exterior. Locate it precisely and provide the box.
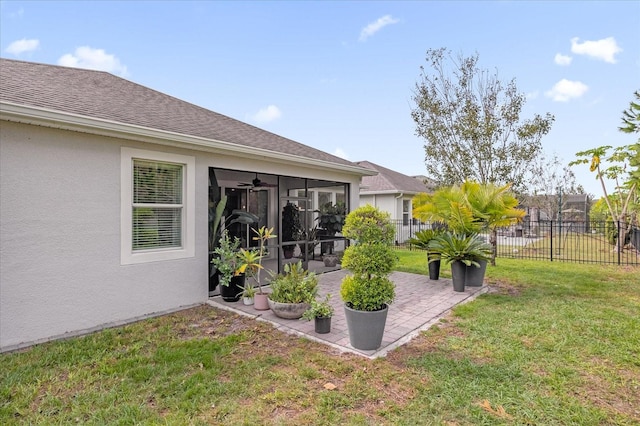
[0,121,363,351]
[359,193,413,222]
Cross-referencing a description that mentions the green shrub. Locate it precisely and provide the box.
[340,205,396,311]
[268,261,318,304]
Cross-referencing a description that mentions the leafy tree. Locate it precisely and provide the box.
[619,90,640,134]
[570,90,640,252]
[411,48,555,193]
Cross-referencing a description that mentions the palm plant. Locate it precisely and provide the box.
[409,227,446,256]
[464,181,525,264]
[413,181,525,265]
[428,232,492,267]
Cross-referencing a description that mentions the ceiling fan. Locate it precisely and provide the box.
[238,173,277,189]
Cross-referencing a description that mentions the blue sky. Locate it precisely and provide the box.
[2,1,639,196]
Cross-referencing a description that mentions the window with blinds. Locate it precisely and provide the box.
[402,199,410,226]
[132,160,184,250]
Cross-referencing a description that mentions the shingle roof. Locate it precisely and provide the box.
[356,161,429,194]
[0,58,356,167]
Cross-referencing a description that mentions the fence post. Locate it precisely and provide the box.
[618,220,621,266]
[550,220,554,262]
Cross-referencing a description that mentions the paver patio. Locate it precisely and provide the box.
[208,269,488,358]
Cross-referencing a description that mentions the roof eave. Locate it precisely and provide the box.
[359,189,422,196]
[0,101,378,177]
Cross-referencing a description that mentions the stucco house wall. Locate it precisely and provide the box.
[0,120,362,351]
[358,193,403,221]
[0,58,369,352]
[356,161,430,222]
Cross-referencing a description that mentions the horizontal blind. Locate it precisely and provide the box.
[133,160,182,204]
[132,160,183,250]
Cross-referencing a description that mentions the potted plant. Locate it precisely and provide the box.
[281,202,302,259]
[302,294,334,334]
[240,282,256,306]
[208,195,259,293]
[315,202,346,255]
[297,225,319,259]
[340,205,397,351]
[267,260,318,319]
[210,229,244,302]
[409,226,446,280]
[429,232,492,292]
[236,226,277,310]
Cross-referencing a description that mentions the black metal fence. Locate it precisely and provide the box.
[393,219,640,266]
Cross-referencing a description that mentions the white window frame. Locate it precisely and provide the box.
[121,148,195,264]
[402,199,411,226]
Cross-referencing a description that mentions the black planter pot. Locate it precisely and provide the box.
[428,258,441,280]
[465,259,487,287]
[314,316,331,334]
[450,261,467,292]
[220,274,245,302]
[283,247,295,259]
[209,267,220,293]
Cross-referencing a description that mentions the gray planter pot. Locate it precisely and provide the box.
[323,254,339,267]
[267,299,310,319]
[465,259,487,287]
[344,304,389,350]
[450,261,467,292]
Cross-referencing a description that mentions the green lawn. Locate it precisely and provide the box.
[2,256,639,425]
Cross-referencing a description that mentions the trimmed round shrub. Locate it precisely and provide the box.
[340,205,397,311]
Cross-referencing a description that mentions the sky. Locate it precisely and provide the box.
[1,0,639,196]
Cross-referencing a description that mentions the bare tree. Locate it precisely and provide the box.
[411,48,554,193]
[523,153,586,221]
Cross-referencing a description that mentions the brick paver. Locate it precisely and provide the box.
[207,269,487,358]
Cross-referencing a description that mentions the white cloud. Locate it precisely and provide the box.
[570,37,622,64]
[252,105,282,123]
[526,90,540,100]
[359,15,399,42]
[9,8,25,19]
[333,148,349,159]
[57,46,129,77]
[545,79,589,102]
[5,38,39,55]
[554,53,572,66]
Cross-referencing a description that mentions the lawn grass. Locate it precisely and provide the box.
[2,257,639,425]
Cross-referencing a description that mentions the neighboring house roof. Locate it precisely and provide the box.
[356,161,430,195]
[564,194,590,204]
[0,58,374,176]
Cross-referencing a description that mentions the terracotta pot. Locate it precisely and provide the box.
[254,293,270,310]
